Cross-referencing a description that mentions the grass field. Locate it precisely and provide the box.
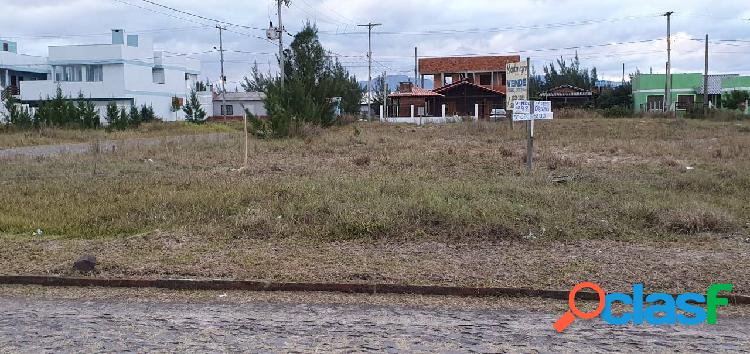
[1,118,749,294]
[0,121,239,148]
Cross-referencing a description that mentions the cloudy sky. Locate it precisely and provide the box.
[2,0,749,88]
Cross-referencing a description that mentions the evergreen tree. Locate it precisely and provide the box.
[1,89,34,128]
[35,86,77,127]
[722,90,750,110]
[244,23,363,138]
[183,89,207,123]
[75,93,100,129]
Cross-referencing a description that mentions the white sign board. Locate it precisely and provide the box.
[533,101,554,120]
[506,61,529,110]
[512,100,554,121]
[512,100,531,121]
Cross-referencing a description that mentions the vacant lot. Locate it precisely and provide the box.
[1,118,749,294]
[0,121,238,148]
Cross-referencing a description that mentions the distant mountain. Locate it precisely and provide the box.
[359,75,434,92]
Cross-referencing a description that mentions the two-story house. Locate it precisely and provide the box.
[20,29,200,121]
[0,39,49,97]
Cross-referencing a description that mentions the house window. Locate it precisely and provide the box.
[152,68,165,84]
[479,74,492,86]
[677,95,695,110]
[85,65,103,82]
[221,105,234,116]
[55,65,83,82]
[646,95,665,111]
[2,43,8,52]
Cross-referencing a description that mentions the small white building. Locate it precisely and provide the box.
[19,29,201,122]
[211,91,267,120]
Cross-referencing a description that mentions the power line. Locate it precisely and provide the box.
[135,0,264,30]
[320,13,662,36]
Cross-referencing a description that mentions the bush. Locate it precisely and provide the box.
[598,106,633,118]
[1,90,34,128]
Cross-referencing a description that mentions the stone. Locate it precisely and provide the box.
[73,255,97,273]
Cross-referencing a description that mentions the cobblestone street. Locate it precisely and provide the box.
[0,296,748,352]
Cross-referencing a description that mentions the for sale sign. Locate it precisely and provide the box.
[506,61,529,110]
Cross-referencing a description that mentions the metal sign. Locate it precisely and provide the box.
[513,100,554,121]
[506,61,529,109]
[533,101,553,120]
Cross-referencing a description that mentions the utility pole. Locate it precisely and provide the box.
[277,0,286,87]
[358,22,382,121]
[664,11,674,115]
[216,25,227,121]
[622,63,626,85]
[704,34,709,114]
[414,47,418,88]
[383,71,388,118]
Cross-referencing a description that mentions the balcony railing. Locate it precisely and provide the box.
[2,85,20,96]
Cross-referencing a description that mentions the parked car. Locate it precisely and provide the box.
[490,108,507,121]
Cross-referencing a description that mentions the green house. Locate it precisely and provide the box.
[632,73,750,113]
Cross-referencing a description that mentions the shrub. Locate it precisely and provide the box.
[598,106,633,118]
[1,90,34,128]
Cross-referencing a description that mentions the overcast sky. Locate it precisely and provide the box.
[2,0,749,88]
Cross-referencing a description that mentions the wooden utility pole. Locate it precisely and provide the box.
[664,11,674,115]
[704,34,709,114]
[358,22,382,121]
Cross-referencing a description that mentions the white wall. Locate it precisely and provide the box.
[213,100,266,117]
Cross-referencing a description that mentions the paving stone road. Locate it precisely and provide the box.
[0,296,748,353]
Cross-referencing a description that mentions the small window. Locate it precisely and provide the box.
[85,65,103,82]
[2,43,8,52]
[152,68,165,84]
[221,105,234,116]
[479,74,492,86]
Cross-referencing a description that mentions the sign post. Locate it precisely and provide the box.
[513,100,553,173]
[506,58,530,130]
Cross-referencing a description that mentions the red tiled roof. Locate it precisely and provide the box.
[388,86,444,98]
[433,79,506,96]
[418,55,521,75]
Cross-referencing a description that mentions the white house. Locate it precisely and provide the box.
[211,91,266,120]
[1,39,49,94]
[19,29,201,122]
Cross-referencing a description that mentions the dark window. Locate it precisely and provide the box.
[479,74,492,86]
[2,43,8,52]
[221,105,234,116]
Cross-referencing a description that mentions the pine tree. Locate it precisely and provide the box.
[183,89,207,124]
[1,90,34,128]
[75,93,100,129]
[244,23,363,138]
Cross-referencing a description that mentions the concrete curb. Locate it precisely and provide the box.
[0,276,747,305]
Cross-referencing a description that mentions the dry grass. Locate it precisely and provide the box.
[1,117,749,293]
[0,121,239,148]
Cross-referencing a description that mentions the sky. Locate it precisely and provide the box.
[1,0,749,89]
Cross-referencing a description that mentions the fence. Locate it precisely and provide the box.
[378,104,480,125]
